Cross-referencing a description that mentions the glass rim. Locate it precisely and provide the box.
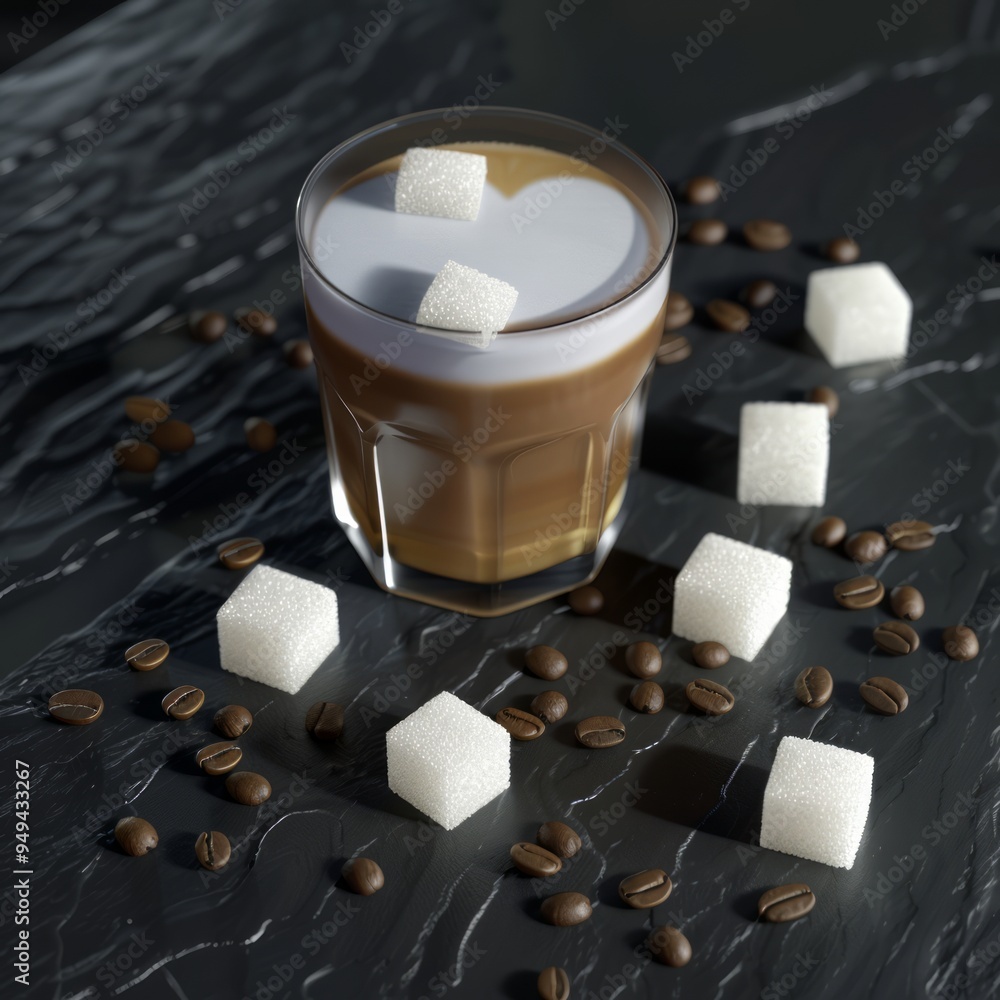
[294,105,678,338]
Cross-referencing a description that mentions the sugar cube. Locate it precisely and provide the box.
[217,565,340,695]
[672,533,792,661]
[760,736,874,869]
[417,260,518,345]
[386,691,510,830]
[737,402,829,507]
[394,146,487,222]
[804,261,912,367]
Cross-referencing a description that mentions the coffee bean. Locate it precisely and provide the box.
[525,645,568,681]
[740,279,778,309]
[195,741,243,775]
[244,417,277,452]
[656,332,692,365]
[305,701,344,741]
[688,218,727,246]
[496,707,545,741]
[531,690,569,725]
[844,530,888,565]
[943,625,978,661]
[812,516,847,548]
[758,883,815,922]
[540,892,592,927]
[665,290,694,330]
[342,856,384,895]
[648,925,692,967]
[824,237,860,264]
[236,308,277,336]
[567,585,603,615]
[625,641,661,678]
[706,298,750,333]
[630,681,664,714]
[873,620,920,655]
[574,715,626,748]
[794,666,832,708]
[691,641,730,669]
[217,536,264,570]
[124,638,169,671]
[743,219,792,251]
[537,966,570,1000]
[860,676,909,715]
[833,574,885,609]
[886,519,935,551]
[150,419,195,453]
[195,830,231,871]
[162,685,205,720]
[806,385,839,418]
[124,396,171,424]
[537,821,582,859]
[511,842,563,877]
[225,771,271,805]
[48,689,104,725]
[686,678,734,715]
[114,439,160,473]
[283,338,314,369]
[214,704,253,738]
[618,868,672,908]
[889,585,925,621]
[190,310,228,343]
[115,816,158,857]
[684,175,720,204]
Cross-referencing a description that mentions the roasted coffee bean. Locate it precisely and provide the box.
[531,690,569,725]
[665,290,695,330]
[630,681,664,714]
[806,385,839,418]
[525,645,568,680]
[195,741,242,775]
[225,770,271,805]
[283,338,314,369]
[162,685,205,720]
[943,624,979,661]
[537,966,571,1000]
[114,439,160,473]
[873,620,920,655]
[305,701,344,741]
[706,298,750,333]
[889,585,925,621]
[618,868,672,909]
[794,666,833,708]
[496,707,545,741]
[758,883,815,922]
[833,574,885,609]
[124,638,169,671]
[625,641,662,678]
[540,892,592,927]
[150,419,195,453]
[684,175,720,204]
[124,396,170,424]
[537,821,582,859]
[574,715,626,748]
[812,515,847,548]
[844,530,888,565]
[740,278,778,309]
[656,332,692,365]
[686,678,734,715]
[511,842,563,877]
[214,704,253,738]
[567,585,603,615]
[236,308,277,336]
[648,925,692,967]
[195,830,231,871]
[824,237,860,264]
[115,816,158,857]
[692,641,730,669]
[217,536,264,570]
[244,417,277,452]
[860,676,909,715]
[743,219,792,251]
[886,519,935,551]
[48,689,104,725]
[688,218,728,246]
[190,310,228,343]
[342,856,384,895]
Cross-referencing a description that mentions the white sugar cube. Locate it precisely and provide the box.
[760,736,874,869]
[417,260,518,345]
[217,565,340,694]
[394,146,487,222]
[672,533,792,661]
[386,691,510,830]
[737,402,829,507]
[805,261,911,368]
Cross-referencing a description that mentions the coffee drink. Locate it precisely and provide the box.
[574,716,626,748]
[195,830,231,871]
[758,884,815,922]
[540,892,592,926]
[342,857,384,895]
[115,817,158,856]
[48,689,104,725]
[510,842,562,877]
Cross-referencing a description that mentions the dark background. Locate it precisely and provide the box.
[1,1,999,999]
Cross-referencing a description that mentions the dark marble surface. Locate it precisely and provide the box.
[2,1,1000,998]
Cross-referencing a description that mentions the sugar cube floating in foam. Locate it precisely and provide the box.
[805,261,912,368]
[217,565,340,695]
[672,533,792,661]
[394,146,487,222]
[417,260,518,346]
[737,402,830,507]
[386,691,510,830]
[760,736,874,869]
